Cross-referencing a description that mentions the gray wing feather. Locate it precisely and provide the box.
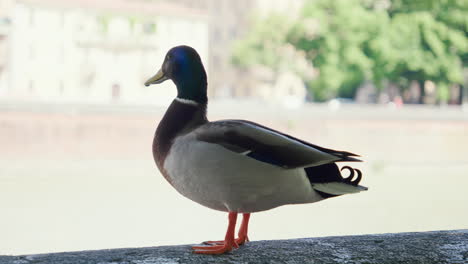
[195,120,360,169]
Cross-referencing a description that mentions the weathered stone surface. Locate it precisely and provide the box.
[1,230,467,264]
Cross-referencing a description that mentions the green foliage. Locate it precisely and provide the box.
[288,0,388,100]
[232,0,468,102]
[231,14,294,71]
[97,15,110,34]
[385,0,468,101]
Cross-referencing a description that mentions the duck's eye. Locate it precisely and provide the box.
[167,54,172,60]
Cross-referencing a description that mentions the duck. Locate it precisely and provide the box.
[145,45,368,255]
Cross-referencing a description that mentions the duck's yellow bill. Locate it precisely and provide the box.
[145,69,169,86]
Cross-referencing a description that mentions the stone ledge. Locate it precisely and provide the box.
[1,230,467,264]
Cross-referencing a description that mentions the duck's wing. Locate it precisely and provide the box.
[195,119,361,169]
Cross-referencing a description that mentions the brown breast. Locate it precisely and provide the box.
[152,99,208,185]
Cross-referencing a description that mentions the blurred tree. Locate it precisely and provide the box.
[231,14,314,80]
[231,14,293,71]
[288,0,388,101]
[232,0,468,103]
[385,0,468,103]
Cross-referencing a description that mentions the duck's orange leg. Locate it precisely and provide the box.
[203,213,251,246]
[192,212,238,254]
[236,213,250,245]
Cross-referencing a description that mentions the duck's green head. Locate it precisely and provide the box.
[145,45,208,104]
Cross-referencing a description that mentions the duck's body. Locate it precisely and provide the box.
[154,100,324,213]
[146,45,367,254]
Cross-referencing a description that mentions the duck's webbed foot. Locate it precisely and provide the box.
[193,239,239,254]
[192,212,240,255]
[194,213,251,254]
[203,236,249,247]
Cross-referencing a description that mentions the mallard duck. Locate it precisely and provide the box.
[145,45,367,255]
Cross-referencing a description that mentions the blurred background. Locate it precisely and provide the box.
[1,0,467,255]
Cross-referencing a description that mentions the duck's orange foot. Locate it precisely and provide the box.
[192,240,239,255]
[236,235,249,246]
[203,236,249,246]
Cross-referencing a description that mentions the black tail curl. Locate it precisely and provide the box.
[305,163,365,199]
[305,163,364,185]
[340,166,362,186]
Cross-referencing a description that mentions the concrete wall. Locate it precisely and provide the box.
[1,230,467,264]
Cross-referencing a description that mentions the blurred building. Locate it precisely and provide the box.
[0,0,12,92]
[0,0,209,105]
[0,0,306,105]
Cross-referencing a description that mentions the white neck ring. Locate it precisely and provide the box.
[175,97,199,106]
